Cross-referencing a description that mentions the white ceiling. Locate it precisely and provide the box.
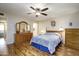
[0,3,79,21]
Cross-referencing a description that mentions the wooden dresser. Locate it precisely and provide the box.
[15,32,33,44]
[65,28,79,49]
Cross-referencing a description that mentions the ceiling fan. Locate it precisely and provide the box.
[27,6,48,17]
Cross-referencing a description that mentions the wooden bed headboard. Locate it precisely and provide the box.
[46,30,63,33]
[46,30,62,32]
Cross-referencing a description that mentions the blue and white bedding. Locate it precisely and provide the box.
[30,33,62,54]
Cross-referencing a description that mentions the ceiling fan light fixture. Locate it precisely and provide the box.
[29,6,48,17]
[36,12,40,15]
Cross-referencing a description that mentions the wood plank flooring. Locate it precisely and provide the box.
[7,42,79,56]
[0,38,79,56]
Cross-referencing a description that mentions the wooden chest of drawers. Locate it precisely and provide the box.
[65,28,79,49]
[15,32,33,44]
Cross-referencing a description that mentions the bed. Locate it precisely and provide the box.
[30,30,62,54]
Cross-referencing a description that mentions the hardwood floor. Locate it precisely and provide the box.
[7,43,51,56]
[0,38,79,56]
[7,42,79,56]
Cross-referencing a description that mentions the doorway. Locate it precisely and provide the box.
[0,22,8,55]
[0,22,5,39]
[33,23,38,36]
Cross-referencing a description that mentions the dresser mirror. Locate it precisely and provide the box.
[16,21,30,33]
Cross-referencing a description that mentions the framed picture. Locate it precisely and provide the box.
[69,22,72,26]
[51,20,56,27]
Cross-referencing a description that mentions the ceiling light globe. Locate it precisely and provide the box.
[36,12,40,15]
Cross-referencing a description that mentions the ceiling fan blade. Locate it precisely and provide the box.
[27,13,32,14]
[41,13,47,16]
[41,8,48,12]
[30,6,35,10]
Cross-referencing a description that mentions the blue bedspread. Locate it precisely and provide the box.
[30,33,62,54]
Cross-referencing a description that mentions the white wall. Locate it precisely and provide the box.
[6,15,34,44]
[38,19,79,34]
